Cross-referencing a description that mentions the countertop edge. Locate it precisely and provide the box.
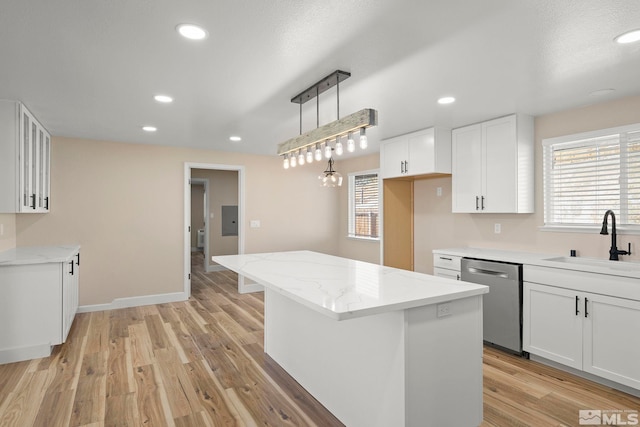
[0,245,81,266]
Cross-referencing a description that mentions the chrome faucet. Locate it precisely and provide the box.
[600,210,631,261]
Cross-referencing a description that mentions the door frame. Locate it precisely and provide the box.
[184,162,254,297]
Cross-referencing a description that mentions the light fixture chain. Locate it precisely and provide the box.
[336,71,340,120]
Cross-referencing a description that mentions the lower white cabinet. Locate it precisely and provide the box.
[524,281,640,390]
[432,253,461,280]
[0,248,80,364]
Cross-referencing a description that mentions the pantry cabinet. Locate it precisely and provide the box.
[380,127,451,179]
[0,100,51,213]
[451,114,533,213]
[0,246,80,364]
[524,271,640,390]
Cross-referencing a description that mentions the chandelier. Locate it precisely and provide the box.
[278,70,378,174]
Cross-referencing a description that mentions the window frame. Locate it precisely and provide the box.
[347,169,381,241]
[541,122,640,235]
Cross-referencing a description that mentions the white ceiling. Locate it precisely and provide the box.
[1,0,639,159]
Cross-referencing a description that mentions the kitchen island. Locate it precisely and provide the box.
[212,251,489,427]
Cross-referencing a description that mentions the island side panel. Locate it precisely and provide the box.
[264,288,406,427]
[405,295,484,427]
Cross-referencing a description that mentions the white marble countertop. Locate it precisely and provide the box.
[212,251,489,321]
[433,247,561,264]
[0,245,81,266]
[433,247,640,279]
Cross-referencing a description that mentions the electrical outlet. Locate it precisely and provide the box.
[436,187,442,197]
[437,302,451,318]
[494,223,501,234]
[250,220,261,228]
[0,223,3,236]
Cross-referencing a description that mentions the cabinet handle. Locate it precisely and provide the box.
[475,196,479,210]
[405,160,408,173]
[400,161,404,174]
[45,197,49,210]
[440,257,452,261]
[30,194,36,209]
[456,274,460,280]
[575,296,580,315]
[76,252,80,266]
[584,297,589,318]
[69,260,74,276]
[481,196,485,210]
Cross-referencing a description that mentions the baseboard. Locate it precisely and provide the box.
[78,292,188,313]
[206,264,226,273]
[0,343,52,364]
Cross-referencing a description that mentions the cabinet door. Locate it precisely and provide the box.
[523,282,583,369]
[18,107,36,211]
[380,138,408,179]
[406,128,435,176]
[38,129,50,211]
[483,115,517,213]
[452,124,482,212]
[583,293,640,389]
[61,257,79,343]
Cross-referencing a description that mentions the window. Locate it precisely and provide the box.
[543,123,640,231]
[348,171,380,239]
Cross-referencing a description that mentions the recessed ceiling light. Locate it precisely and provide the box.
[614,29,640,44]
[589,88,615,97]
[176,24,208,40]
[142,126,157,132]
[229,136,242,142]
[154,95,173,103]
[437,96,456,105]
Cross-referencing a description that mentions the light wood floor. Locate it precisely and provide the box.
[0,252,638,426]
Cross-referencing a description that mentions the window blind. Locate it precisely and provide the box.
[349,173,380,238]
[543,128,640,228]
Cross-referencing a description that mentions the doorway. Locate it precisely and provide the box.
[183,163,259,297]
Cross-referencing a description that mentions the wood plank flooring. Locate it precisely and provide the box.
[0,252,638,426]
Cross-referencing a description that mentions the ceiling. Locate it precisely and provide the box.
[1,0,639,159]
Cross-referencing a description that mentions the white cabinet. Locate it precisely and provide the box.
[0,100,51,213]
[452,114,533,213]
[432,253,461,280]
[0,247,80,364]
[524,273,640,390]
[380,127,451,179]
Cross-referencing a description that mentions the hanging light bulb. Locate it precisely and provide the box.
[283,154,289,169]
[318,157,343,187]
[346,132,355,153]
[314,143,322,162]
[298,149,305,165]
[324,140,332,159]
[290,153,297,167]
[306,147,313,163]
[359,128,368,149]
[335,137,344,156]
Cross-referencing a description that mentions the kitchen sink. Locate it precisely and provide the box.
[543,256,640,272]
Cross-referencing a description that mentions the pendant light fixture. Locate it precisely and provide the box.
[319,157,343,187]
[277,70,378,173]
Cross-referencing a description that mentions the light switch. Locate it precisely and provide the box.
[0,223,3,236]
[250,220,261,228]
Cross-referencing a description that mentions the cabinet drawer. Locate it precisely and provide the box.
[434,267,460,281]
[433,254,462,270]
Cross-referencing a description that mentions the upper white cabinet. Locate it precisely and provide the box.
[451,114,533,213]
[380,127,451,179]
[0,100,51,213]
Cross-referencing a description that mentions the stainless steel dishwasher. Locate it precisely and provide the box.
[461,257,524,355]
